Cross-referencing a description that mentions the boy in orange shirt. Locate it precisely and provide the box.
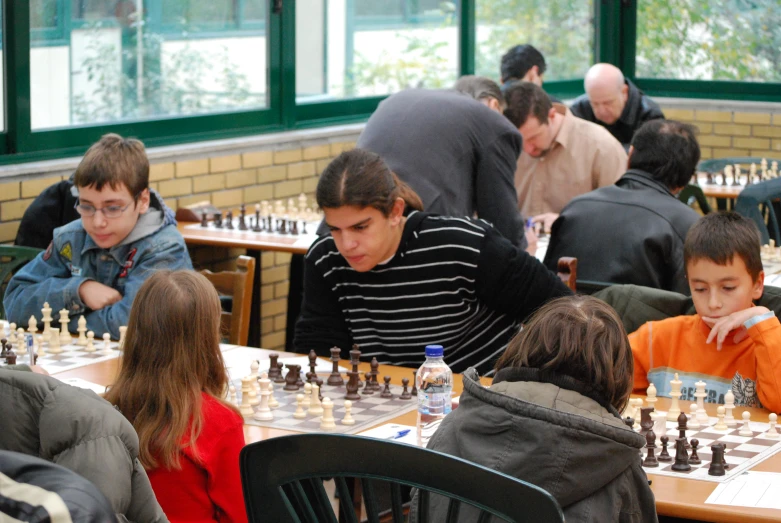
[630,212,781,412]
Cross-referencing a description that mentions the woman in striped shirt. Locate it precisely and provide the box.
[294,148,571,375]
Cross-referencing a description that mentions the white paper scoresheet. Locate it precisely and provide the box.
[706,471,781,509]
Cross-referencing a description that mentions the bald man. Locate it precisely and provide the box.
[570,63,664,147]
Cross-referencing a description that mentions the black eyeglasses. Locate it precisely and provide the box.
[74,200,134,219]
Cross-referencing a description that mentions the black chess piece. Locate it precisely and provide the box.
[411,371,418,396]
[381,376,393,398]
[307,349,318,383]
[362,371,374,395]
[283,364,299,391]
[370,358,380,391]
[5,349,16,365]
[350,345,362,388]
[268,353,285,383]
[671,438,691,472]
[677,411,690,449]
[708,444,726,476]
[327,347,345,386]
[225,210,234,230]
[400,378,412,400]
[623,417,635,429]
[706,173,714,184]
[293,365,304,388]
[252,216,262,232]
[214,212,223,228]
[291,220,299,235]
[200,211,209,227]
[344,371,361,401]
[689,438,701,464]
[643,430,659,467]
[639,407,654,439]
[302,221,308,234]
[1,339,8,358]
[238,204,247,230]
[658,435,672,462]
[279,219,288,234]
[315,378,324,401]
[720,173,727,186]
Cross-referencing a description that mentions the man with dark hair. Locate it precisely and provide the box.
[499,44,561,103]
[543,119,701,294]
[504,82,626,232]
[571,63,665,148]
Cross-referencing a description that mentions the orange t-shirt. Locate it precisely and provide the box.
[629,314,781,413]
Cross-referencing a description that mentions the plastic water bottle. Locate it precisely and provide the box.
[416,345,453,447]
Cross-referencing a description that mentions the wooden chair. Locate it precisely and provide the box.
[0,246,43,320]
[199,255,256,346]
[556,257,577,292]
[240,433,564,523]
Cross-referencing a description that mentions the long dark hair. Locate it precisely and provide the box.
[316,148,424,215]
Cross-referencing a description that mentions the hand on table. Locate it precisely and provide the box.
[79,281,122,311]
[703,306,770,351]
[532,213,559,234]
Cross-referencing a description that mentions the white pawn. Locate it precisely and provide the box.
[229,385,238,405]
[268,381,279,409]
[308,384,323,415]
[303,382,312,408]
[118,326,127,350]
[101,333,112,355]
[47,331,62,354]
[725,389,736,427]
[35,335,44,358]
[646,383,657,409]
[27,316,38,336]
[767,413,779,438]
[76,316,88,346]
[739,411,753,436]
[58,310,71,346]
[688,404,700,429]
[714,406,728,430]
[633,398,643,429]
[319,397,336,430]
[84,331,96,352]
[17,328,26,353]
[248,377,260,407]
[239,376,254,417]
[8,323,16,345]
[293,394,306,419]
[342,400,355,425]
[253,377,273,421]
[250,361,260,390]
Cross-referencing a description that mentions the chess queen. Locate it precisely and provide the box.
[104,270,248,523]
[412,296,657,522]
[295,148,571,370]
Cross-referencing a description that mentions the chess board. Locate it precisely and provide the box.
[0,339,121,374]
[639,415,781,483]
[232,377,418,434]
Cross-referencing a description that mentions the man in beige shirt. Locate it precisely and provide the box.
[504,82,627,231]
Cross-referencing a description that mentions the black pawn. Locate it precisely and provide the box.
[400,378,412,400]
[658,435,672,462]
[214,212,223,228]
[643,429,658,467]
[671,438,691,472]
[381,376,393,398]
[291,220,299,235]
[689,438,701,464]
[252,216,262,232]
[708,444,726,476]
[362,372,374,395]
[225,210,234,230]
[411,371,418,396]
[238,204,247,230]
[315,379,324,401]
[200,211,208,227]
[1,339,8,358]
[5,349,16,365]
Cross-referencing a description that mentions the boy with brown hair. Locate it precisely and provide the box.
[4,133,192,339]
[630,212,781,412]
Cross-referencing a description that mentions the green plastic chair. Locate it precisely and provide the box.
[240,433,564,523]
[678,184,712,214]
[0,245,42,320]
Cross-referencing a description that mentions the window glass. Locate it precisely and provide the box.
[636,0,781,81]
[30,0,268,130]
[474,0,594,82]
[31,0,59,30]
[297,0,459,102]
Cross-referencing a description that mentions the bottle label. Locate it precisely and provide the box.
[418,391,452,415]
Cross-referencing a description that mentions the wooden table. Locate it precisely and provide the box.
[177,222,318,347]
[54,354,781,522]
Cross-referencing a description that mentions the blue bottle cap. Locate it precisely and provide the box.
[425,345,444,357]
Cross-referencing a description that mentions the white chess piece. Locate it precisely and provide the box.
[58,309,71,345]
[651,411,666,448]
[293,394,306,419]
[766,413,779,438]
[36,336,44,358]
[268,382,279,409]
[688,404,700,429]
[7,323,16,345]
[342,400,355,425]
[101,333,112,355]
[253,376,273,421]
[308,384,323,415]
[41,303,52,342]
[250,361,260,392]
[694,380,709,423]
[714,406,728,431]
[16,331,27,356]
[633,398,643,429]
[84,331,96,353]
[739,411,753,436]
[667,373,682,421]
[229,385,238,405]
[319,397,336,430]
[76,316,88,346]
[303,382,312,408]
[724,389,736,427]
[27,316,38,336]
[47,331,62,354]
[623,397,636,420]
[118,326,127,350]
[239,376,254,417]
[646,383,657,410]
[248,376,260,407]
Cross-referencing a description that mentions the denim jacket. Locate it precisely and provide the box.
[4,190,192,339]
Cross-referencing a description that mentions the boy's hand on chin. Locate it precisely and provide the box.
[79,280,123,310]
[703,306,770,351]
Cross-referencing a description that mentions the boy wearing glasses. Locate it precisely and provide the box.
[4,133,192,339]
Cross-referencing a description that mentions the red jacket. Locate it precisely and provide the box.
[147,393,248,523]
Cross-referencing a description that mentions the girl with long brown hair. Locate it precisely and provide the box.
[104,270,247,523]
[294,148,571,375]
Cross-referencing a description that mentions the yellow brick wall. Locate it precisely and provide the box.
[0,140,356,351]
[660,108,781,160]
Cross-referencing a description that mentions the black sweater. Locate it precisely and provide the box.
[294,212,571,375]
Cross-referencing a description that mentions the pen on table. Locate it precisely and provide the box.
[386,429,411,440]
[525,217,534,230]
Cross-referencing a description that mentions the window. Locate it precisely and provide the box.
[297,0,460,103]
[474,0,594,83]
[636,0,781,82]
[30,0,270,130]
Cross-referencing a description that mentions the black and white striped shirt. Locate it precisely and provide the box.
[295,212,571,375]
